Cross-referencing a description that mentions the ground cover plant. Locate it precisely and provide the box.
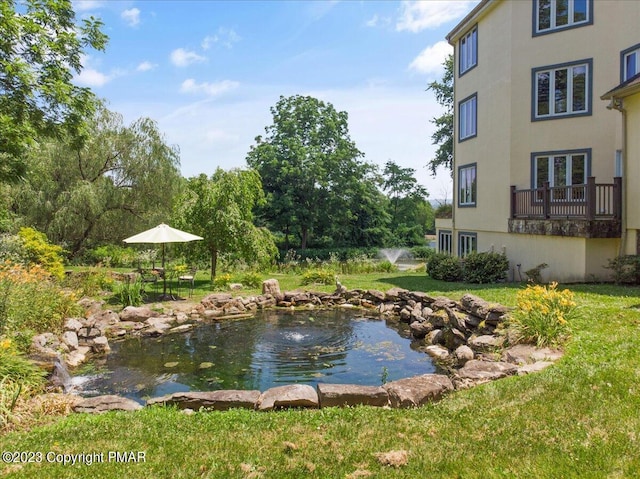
[0,273,638,478]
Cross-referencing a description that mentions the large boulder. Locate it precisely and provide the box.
[119,306,158,322]
[457,360,518,381]
[257,384,319,411]
[147,390,260,411]
[74,395,143,414]
[316,383,389,408]
[383,374,453,408]
[262,279,281,297]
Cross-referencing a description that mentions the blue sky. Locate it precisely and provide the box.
[72,0,479,199]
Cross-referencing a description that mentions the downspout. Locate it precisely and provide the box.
[607,98,627,255]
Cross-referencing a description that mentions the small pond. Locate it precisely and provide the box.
[74,309,436,404]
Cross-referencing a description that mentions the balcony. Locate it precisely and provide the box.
[509,177,622,238]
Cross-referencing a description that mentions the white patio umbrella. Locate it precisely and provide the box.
[123,223,203,297]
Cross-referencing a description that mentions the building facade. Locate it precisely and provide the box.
[437,0,640,282]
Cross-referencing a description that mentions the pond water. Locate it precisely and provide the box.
[74,309,436,404]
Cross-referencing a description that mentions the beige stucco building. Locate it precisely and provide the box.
[436,0,640,282]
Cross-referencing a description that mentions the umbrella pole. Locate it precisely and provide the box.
[162,243,167,296]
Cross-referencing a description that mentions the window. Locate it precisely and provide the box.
[458,163,477,207]
[459,94,477,140]
[438,230,452,255]
[622,44,640,81]
[532,149,590,201]
[458,232,477,258]
[459,26,477,75]
[533,60,591,120]
[534,0,592,35]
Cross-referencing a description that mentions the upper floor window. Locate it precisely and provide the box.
[459,94,477,141]
[622,44,640,81]
[458,163,477,207]
[534,0,592,35]
[533,59,591,120]
[459,26,477,76]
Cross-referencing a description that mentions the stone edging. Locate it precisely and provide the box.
[30,279,562,414]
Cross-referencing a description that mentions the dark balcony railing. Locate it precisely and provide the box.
[510,177,622,220]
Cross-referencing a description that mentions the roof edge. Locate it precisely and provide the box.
[601,72,640,100]
[446,0,495,45]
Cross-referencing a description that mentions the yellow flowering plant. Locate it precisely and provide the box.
[509,282,578,347]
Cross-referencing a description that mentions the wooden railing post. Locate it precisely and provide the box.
[510,185,516,219]
[543,181,550,219]
[613,176,622,220]
[586,177,596,220]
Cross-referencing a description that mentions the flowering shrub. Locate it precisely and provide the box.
[213,273,232,290]
[301,269,335,285]
[0,262,81,336]
[17,227,65,280]
[0,336,45,430]
[509,282,578,347]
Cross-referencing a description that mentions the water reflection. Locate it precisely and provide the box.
[77,309,435,403]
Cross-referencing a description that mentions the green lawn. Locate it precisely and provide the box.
[2,274,640,478]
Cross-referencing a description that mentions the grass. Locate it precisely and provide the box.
[2,274,640,478]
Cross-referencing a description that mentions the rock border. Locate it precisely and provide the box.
[30,279,562,414]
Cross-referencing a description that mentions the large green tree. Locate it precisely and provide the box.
[175,169,278,280]
[382,160,433,245]
[12,104,182,255]
[0,0,107,184]
[427,54,454,176]
[246,95,383,249]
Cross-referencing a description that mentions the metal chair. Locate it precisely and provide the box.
[177,267,197,297]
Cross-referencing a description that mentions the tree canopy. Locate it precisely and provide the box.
[427,54,454,176]
[175,169,278,280]
[0,0,108,184]
[246,94,386,249]
[11,104,182,256]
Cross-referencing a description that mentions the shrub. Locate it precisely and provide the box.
[0,337,46,429]
[462,252,509,283]
[17,227,65,280]
[427,253,463,282]
[213,273,232,290]
[301,269,335,285]
[62,266,114,297]
[606,255,640,284]
[410,246,436,261]
[434,203,452,219]
[508,282,577,347]
[87,244,136,268]
[114,278,144,307]
[0,262,81,336]
[241,272,263,289]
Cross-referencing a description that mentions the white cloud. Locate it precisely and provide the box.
[202,28,241,50]
[396,0,477,32]
[122,8,141,27]
[409,41,453,75]
[75,68,111,87]
[73,1,105,12]
[365,14,379,27]
[170,48,206,67]
[136,61,157,72]
[179,79,240,97]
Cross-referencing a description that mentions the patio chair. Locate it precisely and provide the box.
[138,268,159,296]
[177,267,197,297]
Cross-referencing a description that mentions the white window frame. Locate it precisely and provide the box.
[458,94,477,141]
[533,60,591,120]
[459,26,477,76]
[622,46,640,82]
[458,232,477,258]
[534,0,591,34]
[532,150,590,201]
[438,230,452,255]
[458,163,477,207]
